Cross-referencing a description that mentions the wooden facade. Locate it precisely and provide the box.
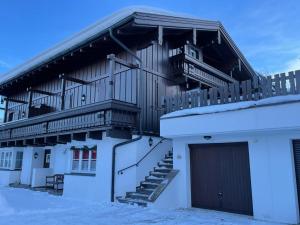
[0,10,256,146]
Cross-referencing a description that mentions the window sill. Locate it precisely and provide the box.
[65,172,96,177]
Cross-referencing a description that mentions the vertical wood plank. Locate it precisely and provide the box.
[274,74,281,96]
[280,73,287,95]
[295,70,300,94]
[289,71,296,94]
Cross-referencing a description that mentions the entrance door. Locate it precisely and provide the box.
[189,142,253,215]
[293,140,300,214]
[43,149,51,168]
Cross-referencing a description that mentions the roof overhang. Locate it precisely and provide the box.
[0,7,257,95]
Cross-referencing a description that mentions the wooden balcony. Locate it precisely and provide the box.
[0,55,140,145]
[170,52,236,87]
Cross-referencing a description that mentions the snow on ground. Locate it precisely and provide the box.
[0,187,284,225]
[161,94,300,119]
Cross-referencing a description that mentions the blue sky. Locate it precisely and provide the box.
[0,0,300,76]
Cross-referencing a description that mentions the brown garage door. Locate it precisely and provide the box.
[292,140,300,214]
[189,142,253,215]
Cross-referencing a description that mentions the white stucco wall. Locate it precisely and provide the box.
[20,147,44,185]
[31,168,53,188]
[63,174,97,201]
[0,170,21,186]
[114,136,172,198]
[161,101,300,224]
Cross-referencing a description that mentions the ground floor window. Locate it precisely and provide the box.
[71,145,97,173]
[15,152,23,169]
[0,151,13,169]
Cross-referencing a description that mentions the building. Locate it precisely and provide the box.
[2,7,298,225]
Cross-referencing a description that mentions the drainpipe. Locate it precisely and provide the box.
[109,28,144,202]
[111,135,142,202]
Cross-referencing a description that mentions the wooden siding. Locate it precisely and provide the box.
[5,41,181,134]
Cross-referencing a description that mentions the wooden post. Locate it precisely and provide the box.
[60,74,66,110]
[26,90,33,118]
[108,54,115,99]
[158,26,163,46]
[3,99,8,123]
[193,28,197,45]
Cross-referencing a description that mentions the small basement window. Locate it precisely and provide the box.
[71,146,97,174]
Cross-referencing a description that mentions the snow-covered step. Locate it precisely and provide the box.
[145,176,164,184]
[150,171,168,178]
[136,187,155,195]
[154,167,172,173]
[126,192,149,201]
[163,158,173,163]
[140,181,159,189]
[158,162,173,169]
[117,197,148,207]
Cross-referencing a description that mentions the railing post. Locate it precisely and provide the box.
[107,54,115,100]
[59,74,66,111]
[3,98,8,123]
[26,88,33,118]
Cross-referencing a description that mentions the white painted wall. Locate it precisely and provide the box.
[31,168,53,188]
[63,174,97,201]
[160,101,300,224]
[20,147,44,185]
[0,170,21,186]
[114,136,172,198]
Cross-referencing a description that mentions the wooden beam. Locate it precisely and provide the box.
[158,25,163,45]
[6,98,27,104]
[27,87,56,96]
[107,54,138,69]
[59,74,89,85]
[108,54,115,99]
[238,58,242,72]
[193,28,197,45]
[217,30,221,45]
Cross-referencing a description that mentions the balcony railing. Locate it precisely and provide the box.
[169,52,236,87]
[162,70,300,114]
[0,55,140,142]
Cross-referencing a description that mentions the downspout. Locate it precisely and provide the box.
[109,28,144,202]
[111,135,142,202]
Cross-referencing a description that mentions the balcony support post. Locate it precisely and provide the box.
[107,54,115,100]
[60,74,66,111]
[26,90,33,118]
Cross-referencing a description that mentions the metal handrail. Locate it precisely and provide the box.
[117,137,167,175]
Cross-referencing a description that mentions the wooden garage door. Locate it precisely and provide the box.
[293,140,300,213]
[189,142,253,215]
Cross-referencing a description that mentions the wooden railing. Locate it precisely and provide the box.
[161,70,300,114]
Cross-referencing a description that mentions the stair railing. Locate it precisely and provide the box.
[117,137,168,175]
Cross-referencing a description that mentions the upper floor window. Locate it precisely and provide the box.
[71,146,97,174]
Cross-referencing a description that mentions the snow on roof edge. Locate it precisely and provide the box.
[0,6,202,85]
[161,94,300,119]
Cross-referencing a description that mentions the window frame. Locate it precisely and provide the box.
[71,147,97,174]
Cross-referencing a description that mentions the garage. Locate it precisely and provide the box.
[292,140,300,214]
[189,142,253,215]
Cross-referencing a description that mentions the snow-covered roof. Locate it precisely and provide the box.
[0,6,256,87]
[161,94,300,119]
[0,7,202,85]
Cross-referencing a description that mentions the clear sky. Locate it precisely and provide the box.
[0,0,300,76]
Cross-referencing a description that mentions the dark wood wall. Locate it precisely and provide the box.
[6,40,182,134]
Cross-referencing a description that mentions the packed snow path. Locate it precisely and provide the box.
[0,187,283,225]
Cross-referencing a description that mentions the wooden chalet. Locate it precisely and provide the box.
[0,8,256,147]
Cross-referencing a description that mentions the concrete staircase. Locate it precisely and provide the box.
[117,151,173,207]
